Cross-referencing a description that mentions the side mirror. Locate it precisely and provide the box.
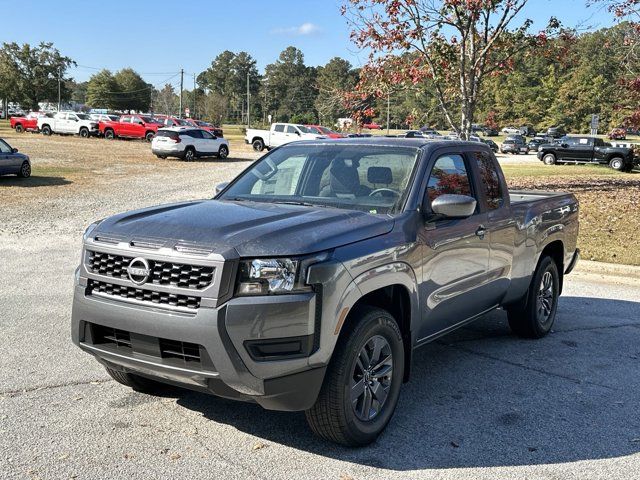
[12,147,18,153]
[295,131,301,136]
[429,194,477,219]
[214,182,229,196]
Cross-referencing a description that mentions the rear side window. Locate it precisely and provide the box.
[426,154,472,203]
[155,130,179,140]
[186,130,203,139]
[472,151,504,210]
[274,124,285,133]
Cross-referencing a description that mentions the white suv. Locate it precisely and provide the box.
[151,127,230,161]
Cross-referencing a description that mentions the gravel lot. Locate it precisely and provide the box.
[1,132,639,479]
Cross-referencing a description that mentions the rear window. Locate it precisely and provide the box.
[155,130,179,140]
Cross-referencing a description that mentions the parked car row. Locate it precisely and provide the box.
[9,111,224,142]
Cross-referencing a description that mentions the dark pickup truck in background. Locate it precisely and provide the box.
[537,136,636,171]
[73,138,580,446]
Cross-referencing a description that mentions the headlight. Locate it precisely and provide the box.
[236,254,328,295]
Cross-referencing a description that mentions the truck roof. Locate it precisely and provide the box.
[287,136,486,151]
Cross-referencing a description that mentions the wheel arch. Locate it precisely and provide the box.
[335,262,419,383]
[538,240,565,294]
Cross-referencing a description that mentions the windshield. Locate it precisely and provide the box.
[195,120,211,126]
[141,116,162,124]
[76,113,90,120]
[307,126,322,134]
[220,144,420,214]
[297,125,312,133]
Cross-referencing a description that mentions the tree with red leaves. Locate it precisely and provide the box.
[342,0,561,138]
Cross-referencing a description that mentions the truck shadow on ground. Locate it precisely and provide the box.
[177,295,640,470]
[0,175,72,187]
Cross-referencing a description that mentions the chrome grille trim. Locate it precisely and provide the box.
[87,250,215,290]
[87,279,200,312]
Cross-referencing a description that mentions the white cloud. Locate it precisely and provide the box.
[271,22,321,36]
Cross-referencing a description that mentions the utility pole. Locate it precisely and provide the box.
[246,71,250,128]
[386,91,390,135]
[179,68,184,117]
[57,67,62,112]
[193,73,196,118]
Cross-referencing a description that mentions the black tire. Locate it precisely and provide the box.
[507,255,560,339]
[17,161,31,178]
[542,153,556,165]
[145,131,155,142]
[252,138,265,151]
[609,156,624,171]
[15,124,24,133]
[183,147,196,161]
[41,125,52,136]
[104,129,115,140]
[218,145,229,159]
[104,366,171,394]
[79,127,89,138]
[305,306,404,446]
[156,154,167,159]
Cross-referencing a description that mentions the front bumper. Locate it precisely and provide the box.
[72,283,326,411]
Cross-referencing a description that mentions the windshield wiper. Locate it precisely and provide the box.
[269,200,317,207]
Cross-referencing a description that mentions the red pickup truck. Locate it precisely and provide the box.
[10,112,51,133]
[100,114,163,141]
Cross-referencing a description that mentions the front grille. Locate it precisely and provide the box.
[85,323,214,372]
[87,279,201,310]
[92,324,132,351]
[87,250,214,290]
[159,339,201,365]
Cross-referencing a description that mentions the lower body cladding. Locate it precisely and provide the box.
[71,285,326,411]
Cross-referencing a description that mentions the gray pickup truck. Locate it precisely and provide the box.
[72,138,579,446]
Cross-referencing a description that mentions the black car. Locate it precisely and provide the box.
[0,138,31,178]
[482,138,499,153]
[481,127,498,136]
[528,136,552,151]
[519,125,537,136]
[537,136,635,171]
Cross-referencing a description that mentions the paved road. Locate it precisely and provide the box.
[1,152,639,479]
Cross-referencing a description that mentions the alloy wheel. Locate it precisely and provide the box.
[351,335,393,422]
[536,271,555,326]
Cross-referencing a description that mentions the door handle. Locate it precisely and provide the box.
[475,225,487,239]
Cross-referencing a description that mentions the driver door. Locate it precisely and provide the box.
[416,151,492,342]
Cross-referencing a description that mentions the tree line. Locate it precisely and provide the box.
[0,2,637,135]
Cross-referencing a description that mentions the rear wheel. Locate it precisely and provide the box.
[507,255,560,339]
[156,154,167,159]
[183,147,196,161]
[305,306,404,446]
[218,145,229,159]
[15,124,24,133]
[41,125,52,136]
[609,156,624,171]
[252,138,264,151]
[18,161,31,178]
[543,153,556,165]
[104,366,173,394]
[79,127,89,138]
[104,129,115,140]
[145,131,155,142]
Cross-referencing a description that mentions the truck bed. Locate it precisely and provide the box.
[509,189,573,205]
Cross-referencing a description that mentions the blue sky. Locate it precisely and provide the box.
[2,0,616,87]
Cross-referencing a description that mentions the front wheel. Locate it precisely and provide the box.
[305,306,404,446]
[218,145,229,159]
[79,127,89,138]
[507,255,560,339]
[18,161,31,178]
[542,153,556,165]
[145,131,155,142]
[104,129,115,140]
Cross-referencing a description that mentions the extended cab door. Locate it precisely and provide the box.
[571,137,595,163]
[416,149,492,342]
[467,149,515,305]
[118,115,132,136]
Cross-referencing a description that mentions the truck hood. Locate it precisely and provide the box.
[92,200,394,257]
